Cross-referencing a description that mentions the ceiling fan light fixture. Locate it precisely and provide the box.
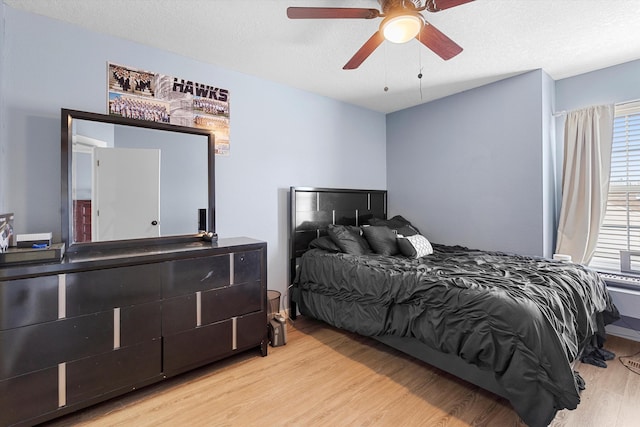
[381,14,423,43]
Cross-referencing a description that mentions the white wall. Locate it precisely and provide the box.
[386,70,554,257]
[0,5,387,306]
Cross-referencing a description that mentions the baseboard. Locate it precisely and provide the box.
[606,324,640,342]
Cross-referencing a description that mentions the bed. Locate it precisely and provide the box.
[288,187,619,427]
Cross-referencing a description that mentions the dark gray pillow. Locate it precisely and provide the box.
[327,225,372,255]
[369,215,420,236]
[362,225,399,256]
[309,236,342,252]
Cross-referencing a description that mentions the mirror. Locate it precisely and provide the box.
[61,108,215,252]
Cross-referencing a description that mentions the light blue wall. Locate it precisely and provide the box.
[0,6,387,305]
[555,59,640,112]
[386,70,553,257]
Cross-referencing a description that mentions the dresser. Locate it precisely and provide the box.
[0,237,267,426]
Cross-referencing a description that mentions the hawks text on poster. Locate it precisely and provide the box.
[172,78,229,102]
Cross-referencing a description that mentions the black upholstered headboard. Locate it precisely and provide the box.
[288,187,387,315]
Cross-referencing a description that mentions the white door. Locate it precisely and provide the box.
[93,147,161,241]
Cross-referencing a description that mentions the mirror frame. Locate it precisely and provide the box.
[61,108,215,253]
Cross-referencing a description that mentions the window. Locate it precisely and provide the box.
[590,101,640,272]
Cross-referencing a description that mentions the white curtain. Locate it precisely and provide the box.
[556,104,614,264]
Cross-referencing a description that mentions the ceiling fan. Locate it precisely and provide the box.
[287,0,474,70]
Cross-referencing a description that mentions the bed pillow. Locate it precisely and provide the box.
[369,215,420,236]
[362,225,399,256]
[397,234,433,258]
[309,236,342,252]
[327,225,372,255]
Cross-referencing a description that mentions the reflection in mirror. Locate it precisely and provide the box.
[62,109,215,252]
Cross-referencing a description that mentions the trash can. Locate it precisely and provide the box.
[267,290,281,319]
[267,290,287,347]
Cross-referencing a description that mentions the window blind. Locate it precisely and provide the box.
[590,101,640,271]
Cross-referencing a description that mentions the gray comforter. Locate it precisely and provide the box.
[293,244,619,427]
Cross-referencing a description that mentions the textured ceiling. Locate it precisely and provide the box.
[5,0,640,113]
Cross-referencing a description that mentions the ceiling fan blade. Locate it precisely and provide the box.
[287,7,380,19]
[417,22,463,60]
[343,31,385,70]
[425,0,475,12]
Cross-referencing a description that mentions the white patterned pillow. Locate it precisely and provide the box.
[397,234,433,258]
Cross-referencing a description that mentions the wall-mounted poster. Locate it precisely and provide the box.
[107,62,230,155]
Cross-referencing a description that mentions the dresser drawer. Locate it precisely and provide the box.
[120,301,162,347]
[237,311,267,351]
[161,294,196,335]
[66,339,162,405]
[0,275,59,330]
[163,254,230,298]
[0,300,161,383]
[0,312,113,380]
[0,366,58,427]
[233,250,261,285]
[162,281,262,334]
[66,264,161,316]
[163,319,233,375]
[202,281,262,324]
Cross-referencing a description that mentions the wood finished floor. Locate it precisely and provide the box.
[41,316,640,427]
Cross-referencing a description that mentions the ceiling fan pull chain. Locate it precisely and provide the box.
[418,45,424,100]
[384,42,389,92]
